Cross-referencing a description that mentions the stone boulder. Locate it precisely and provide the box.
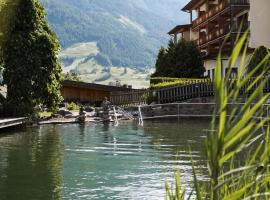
[84,106,94,112]
[57,109,73,117]
[52,114,63,118]
[64,114,75,118]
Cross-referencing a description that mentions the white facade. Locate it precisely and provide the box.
[204,1,270,78]
[249,0,270,49]
[204,54,252,78]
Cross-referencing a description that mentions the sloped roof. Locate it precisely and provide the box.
[182,0,201,11]
[168,24,191,35]
[61,80,134,92]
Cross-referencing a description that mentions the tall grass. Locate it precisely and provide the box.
[166,33,270,199]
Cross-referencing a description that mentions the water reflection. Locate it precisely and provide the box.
[78,124,86,143]
[0,119,210,200]
[0,126,64,200]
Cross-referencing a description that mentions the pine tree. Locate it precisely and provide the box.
[165,39,177,76]
[3,0,62,116]
[153,39,205,78]
[179,40,205,78]
[247,46,270,76]
[153,46,166,77]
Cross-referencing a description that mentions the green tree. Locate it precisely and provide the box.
[247,46,270,76]
[62,72,81,81]
[153,39,205,78]
[3,0,62,116]
[0,0,20,66]
[152,46,166,77]
[165,39,177,76]
[175,39,205,78]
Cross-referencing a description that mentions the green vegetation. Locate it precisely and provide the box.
[3,0,62,116]
[247,45,270,76]
[145,92,157,105]
[38,111,52,118]
[0,0,20,64]
[153,39,205,78]
[67,102,79,111]
[150,77,210,89]
[62,72,81,82]
[166,34,270,199]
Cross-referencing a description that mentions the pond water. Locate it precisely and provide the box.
[0,119,210,200]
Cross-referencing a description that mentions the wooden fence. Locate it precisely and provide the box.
[109,78,270,106]
[155,78,270,104]
[110,89,149,106]
[155,80,214,104]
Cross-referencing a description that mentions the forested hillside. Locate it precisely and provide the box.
[41,0,188,68]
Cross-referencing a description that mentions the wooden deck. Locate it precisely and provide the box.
[0,118,26,129]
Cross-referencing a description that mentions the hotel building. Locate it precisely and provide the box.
[168,0,270,78]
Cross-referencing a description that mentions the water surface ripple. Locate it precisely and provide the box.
[0,119,209,200]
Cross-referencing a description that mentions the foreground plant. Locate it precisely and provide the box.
[166,33,270,199]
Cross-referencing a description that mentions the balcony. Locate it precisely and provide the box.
[199,34,208,46]
[198,22,248,47]
[198,23,230,46]
[192,0,249,29]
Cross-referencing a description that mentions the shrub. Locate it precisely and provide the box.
[62,72,81,81]
[67,102,79,111]
[150,77,180,85]
[150,77,210,89]
[145,92,157,105]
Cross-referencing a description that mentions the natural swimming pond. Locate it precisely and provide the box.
[0,119,210,200]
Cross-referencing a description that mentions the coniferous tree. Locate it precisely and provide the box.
[153,39,205,78]
[177,40,205,78]
[165,39,177,76]
[153,46,166,77]
[3,0,62,116]
[247,46,270,76]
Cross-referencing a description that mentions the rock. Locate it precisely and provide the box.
[57,109,72,116]
[84,106,94,112]
[79,111,87,116]
[64,114,75,118]
[86,111,96,117]
[58,103,66,108]
[76,115,86,123]
[52,114,63,118]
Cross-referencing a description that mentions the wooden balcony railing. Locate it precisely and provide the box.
[231,0,250,5]
[199,34,208,46]
[199,23,230,46]
[198,21,248,47]
[231,22,249,33]
[192,0,249,29]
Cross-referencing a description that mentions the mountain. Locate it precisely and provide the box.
[40,0,189,87]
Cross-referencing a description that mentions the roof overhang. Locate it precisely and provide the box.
[168,24,191,35]
[182,0,201,12]
[61,80,134,92]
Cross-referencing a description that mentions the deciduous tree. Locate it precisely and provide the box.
[0,0,20,66]
[3,0,62,116]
